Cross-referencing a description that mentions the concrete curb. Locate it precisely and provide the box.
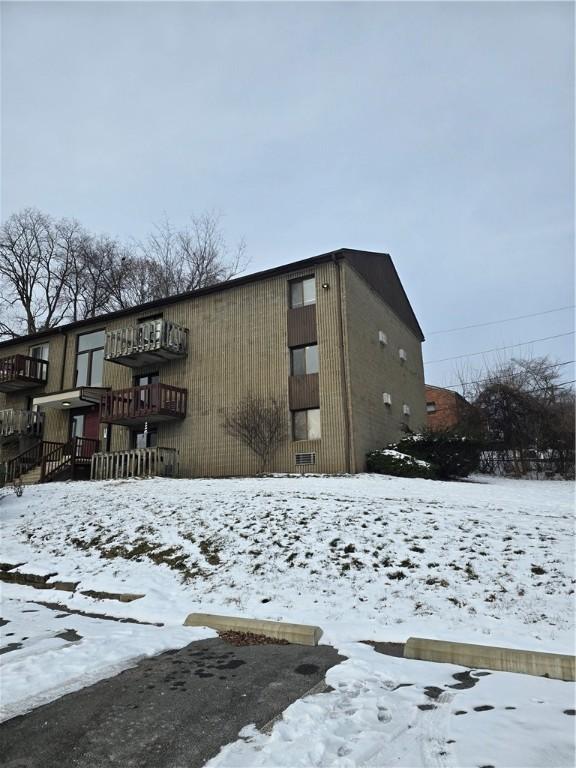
[404,637,575,682]
[0,563,144,602]
[183,612,323,646]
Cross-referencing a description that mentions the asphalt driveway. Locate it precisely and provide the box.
[0,636,344,768]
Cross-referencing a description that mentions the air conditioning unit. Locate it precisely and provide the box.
[295,452,316,466]
[378,331,388,345]
[382,392,392,406]
[399,348,407,361]
[402,404,411,416]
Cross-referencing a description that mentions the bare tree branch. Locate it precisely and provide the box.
[223,395,287,473]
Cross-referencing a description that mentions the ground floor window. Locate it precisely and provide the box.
[132,425,158,449]
[292,408,321,441]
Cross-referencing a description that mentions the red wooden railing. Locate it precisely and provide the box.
[3,440,63,484]
[100,383,187,423]
[0,355,48,386]
[41,437,100,483]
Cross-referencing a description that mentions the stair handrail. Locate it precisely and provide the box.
[3,440,64,485]
[40,436,99,483]
[40,439,74,483]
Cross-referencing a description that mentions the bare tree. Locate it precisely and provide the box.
[0,208,247,338]
[64,234,124,320]
[138,212,247,299]
[0,208,81,336]
[223,395,287,473]
[457,356,575,477]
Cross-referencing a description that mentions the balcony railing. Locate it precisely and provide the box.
[0,409,44,441]
[0,355,48,392]
[104,319,188,368]
[91,446,179,480]
[100,383,187,426]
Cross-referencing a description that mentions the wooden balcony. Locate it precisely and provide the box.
[100,383,187,426]
[104,319,188,368]
[0,355,48,392]
[91,446,179,480]
[0,409,44,442]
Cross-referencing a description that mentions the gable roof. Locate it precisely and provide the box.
[0,248,424,348]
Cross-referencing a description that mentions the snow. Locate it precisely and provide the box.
[1,473,574,765]
[369,448,431,468]
[0,586,215,722]
[208,642,575,768]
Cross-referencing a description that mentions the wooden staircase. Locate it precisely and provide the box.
[19,465,43,485]
[3,438,99,486]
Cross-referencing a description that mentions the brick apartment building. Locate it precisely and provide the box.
[0,248,425,483]
[425,384,472,431]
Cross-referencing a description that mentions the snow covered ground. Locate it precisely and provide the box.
[1,474,574,766]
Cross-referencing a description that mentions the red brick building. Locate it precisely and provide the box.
[425,385,472,431]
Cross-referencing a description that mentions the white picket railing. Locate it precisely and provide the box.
[90,446,179,481]
[104,319,187,361]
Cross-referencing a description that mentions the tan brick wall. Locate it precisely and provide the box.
[342,262,426,471]
[1,257,425,478]
[2,263,350,476]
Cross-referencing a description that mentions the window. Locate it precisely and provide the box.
[29,343,49,361]
[426,402,437,413]
[132,426,158,449]
[135,373,159,387]
[290,345,319,375]
[292,408,321,440]
[70,413,85,438]
[290,276,316,308]
[75,330,105,387]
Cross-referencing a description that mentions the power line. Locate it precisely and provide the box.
[435,360,576,391]
[424,332,575,365]
[427,305,575,335]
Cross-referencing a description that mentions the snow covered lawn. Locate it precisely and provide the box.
[1,474,574,766]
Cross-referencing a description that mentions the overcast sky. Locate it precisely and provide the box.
[1,1,574,388]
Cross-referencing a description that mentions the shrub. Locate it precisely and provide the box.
[395,428,482,479]
[366,449,435,479]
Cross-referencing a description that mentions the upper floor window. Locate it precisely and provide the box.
[291,344,319,376]
[292,408,321,441]
[76,330,105,387]
[29,343,49,361]
[426,402,437,413]
[290,276,316,308]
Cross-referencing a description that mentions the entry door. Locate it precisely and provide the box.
[135,372,160,414]
[70,406,100,457]
[83,407,100,441]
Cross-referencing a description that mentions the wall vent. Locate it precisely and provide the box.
[378,331,388,345]
[295,452,316,466]
[382,392,392,406]
[399,348,407,361]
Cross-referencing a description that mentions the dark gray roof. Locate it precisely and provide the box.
[0,248,424,348]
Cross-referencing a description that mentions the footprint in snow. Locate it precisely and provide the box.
[377,706,392,723]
